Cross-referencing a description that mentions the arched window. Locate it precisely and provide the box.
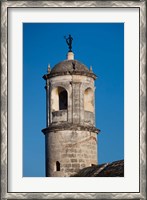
[84,88,94,112]
[51,87,68,111]
[56,161,60,171]
[59,89,67,110]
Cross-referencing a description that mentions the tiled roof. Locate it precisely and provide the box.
[71,160,124,177]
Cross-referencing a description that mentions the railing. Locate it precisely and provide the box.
[84,111,94,125]
[52,110,67,123]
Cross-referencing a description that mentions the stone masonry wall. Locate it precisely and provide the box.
[49,75,95,126]
[44,74,98,177]
[46,130,97,177]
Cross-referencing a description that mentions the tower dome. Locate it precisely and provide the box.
[43,53,97,80]
[51,60,89,74]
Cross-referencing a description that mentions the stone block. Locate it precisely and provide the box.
[79,159,84,163]
[71,159,77,163]
[72,163,80,168]
[80,163,86,168]
[62,164,71,168]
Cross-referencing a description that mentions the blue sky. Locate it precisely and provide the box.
[23,23,124,177]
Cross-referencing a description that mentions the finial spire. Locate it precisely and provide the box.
[64,34,73,52]
[47,64,51,74]
[89,66,93,72]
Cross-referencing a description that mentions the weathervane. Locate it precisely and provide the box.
[64,34,73,52]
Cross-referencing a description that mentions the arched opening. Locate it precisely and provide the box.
[91,164,95,166]
[56,161,60,171]
[84,88,94,112]
[51,87,68,111]
[59,89,67,110]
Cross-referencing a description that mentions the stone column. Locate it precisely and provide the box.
[67,83,72,123]
[46,79,50,127]
[72,82,80,124]
[79,83,84,125]
[93,86,96,126]
[49,82,52,124]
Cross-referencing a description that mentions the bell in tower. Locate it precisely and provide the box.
[42,35,100,177]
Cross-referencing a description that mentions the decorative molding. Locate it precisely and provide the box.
[42,123,100,134]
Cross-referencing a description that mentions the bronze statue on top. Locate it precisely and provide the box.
[64,34,73,52]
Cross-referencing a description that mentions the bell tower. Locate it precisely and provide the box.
[42,35,100,177]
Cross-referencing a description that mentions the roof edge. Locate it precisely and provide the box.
[43,71,97,80]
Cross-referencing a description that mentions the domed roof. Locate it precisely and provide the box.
[50,60,89,74]
[43,52,97,80]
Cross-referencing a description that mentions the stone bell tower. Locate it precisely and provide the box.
[42,35,100,177]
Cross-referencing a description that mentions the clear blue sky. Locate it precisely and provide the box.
[23,23,124,177]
